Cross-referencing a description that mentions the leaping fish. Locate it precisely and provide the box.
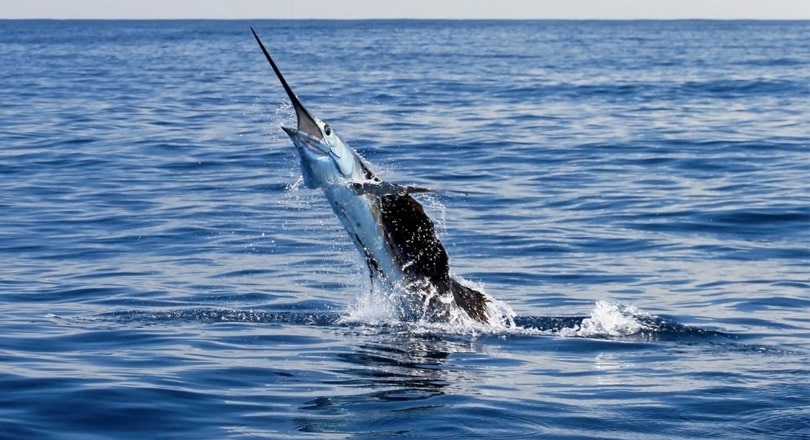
[251,28,496,324]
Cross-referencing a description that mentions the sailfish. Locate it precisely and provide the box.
[251,28,497,324]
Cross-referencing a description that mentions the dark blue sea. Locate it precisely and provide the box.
[1,19,809,439]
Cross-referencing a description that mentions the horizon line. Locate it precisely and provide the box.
[2,17,808,21]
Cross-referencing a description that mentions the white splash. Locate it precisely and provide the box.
[560,301,648,338]
[339,279,516,335]
[340,286,399,326]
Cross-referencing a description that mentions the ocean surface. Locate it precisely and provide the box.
[1,19,808,439]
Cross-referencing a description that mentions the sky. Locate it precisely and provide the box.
[1,0,808,20]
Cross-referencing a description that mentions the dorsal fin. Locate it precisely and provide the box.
[378,194,450,287]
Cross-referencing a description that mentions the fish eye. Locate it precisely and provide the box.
[323,124,332,136]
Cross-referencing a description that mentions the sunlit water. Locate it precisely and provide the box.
[1,20,808,439]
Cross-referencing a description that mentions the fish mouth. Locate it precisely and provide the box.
[282,125,329,156]
[251,27,323,141]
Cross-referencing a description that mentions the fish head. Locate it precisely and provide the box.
[281,117,356,189]
[252,28,357,188]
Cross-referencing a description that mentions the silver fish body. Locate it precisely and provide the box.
[251,28,493,323]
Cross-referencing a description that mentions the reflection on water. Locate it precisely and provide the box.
[295,330,473,435]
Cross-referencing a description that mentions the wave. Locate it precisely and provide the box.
[95,300,735,342]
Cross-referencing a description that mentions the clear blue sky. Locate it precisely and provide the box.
[1,0,808,19]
